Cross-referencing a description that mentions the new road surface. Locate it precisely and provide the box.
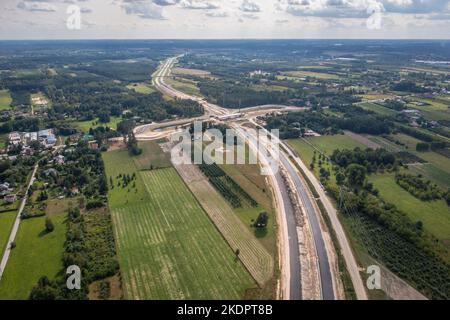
[148,55,368,300]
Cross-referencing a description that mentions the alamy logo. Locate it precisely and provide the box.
[67,5,81,30]
[366,265,381,290]
[170,122,280,176]
[66,265,81,290]
[366,3,383,30]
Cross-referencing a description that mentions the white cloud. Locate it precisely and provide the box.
[239,0,261,13]
[180,0,219,10]
[205,10,228,17]
[3,0,450,39]
[120,0,165,19]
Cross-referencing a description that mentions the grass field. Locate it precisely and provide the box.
[205,140,276,252]
[358,93,395,101]
[251,84,290,92]
[408,99,450,121]
[358,102,397,117]
[126,82,155,94]
[416,148,450,173]
[111,168,255,299]
[103,149,148,208]
[103,146,256,299]
[0,90,12,111]
[288,135,366,189]
[134,141,172,170]
[0,134,8,149]
[0,211,16,257]
[14,69,41,77]
[306,134,365,154]
[370,173,450,242]
[180,167,274,287]
[409,163,450,189]
[0,213,66,300]
[365,133,450,188]
[166,77,202,97]
[283,70,339,80]
[402,67,450,76]
[172,67,211,77]
[75,116,122,132]
[389,133,422,150]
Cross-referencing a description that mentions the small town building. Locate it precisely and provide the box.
[54,155,65,165]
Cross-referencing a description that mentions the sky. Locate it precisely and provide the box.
[1,0,450,39]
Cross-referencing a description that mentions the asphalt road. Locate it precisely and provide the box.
[280,153,334,300]
[274,171,302,300]
[238,126,302,300]
[149,56,343,300]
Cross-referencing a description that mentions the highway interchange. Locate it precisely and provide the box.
[142,56,368,300]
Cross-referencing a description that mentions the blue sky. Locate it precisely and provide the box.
[1,0,449,39]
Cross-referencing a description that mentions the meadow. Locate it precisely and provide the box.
[103,145,256,299]
[134,141,171,170]
[103,148,148,208]
[0,211,16,257]
[288,134,365,189]
[75,116,122,133]
[0,213,66,299]
[408,98,450,121]
[0,90,12,110]
[370,173,450,242]
[283,70,339,80]
[358,102,397,117]
[172,67,211,77]
[166,77,202,97]
[367,134,450,188]
[126,82,155,94]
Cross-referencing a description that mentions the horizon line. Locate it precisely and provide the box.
[0,38,450,42]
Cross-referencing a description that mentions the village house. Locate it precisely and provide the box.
[8,132,21,145]
[4,193,17,204]
[54,155,65,165]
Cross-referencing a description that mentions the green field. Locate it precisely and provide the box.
[126,82,155,94]
[408,99,450,121]
[221,163,275,253]
[0,90,12,110]
[370,173,450,242]
[0,211,16,257]
[75,116,122,133]
[103,148,255,299]
[166,77,202,97]
[14,69,41,77]
[172,67,211,77]
[103,149,148,208]
[416,150,450,173]
[389,133,422,150]
[251,84,290,92]
[283,70,339,80]
[288,135,365,189]
[0,213,66,300]
[367,133,450,188]
[410,163,450,189]
[134,141,172,170]
[288,134,365,162]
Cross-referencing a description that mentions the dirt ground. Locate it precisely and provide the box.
[88,274,123,300]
